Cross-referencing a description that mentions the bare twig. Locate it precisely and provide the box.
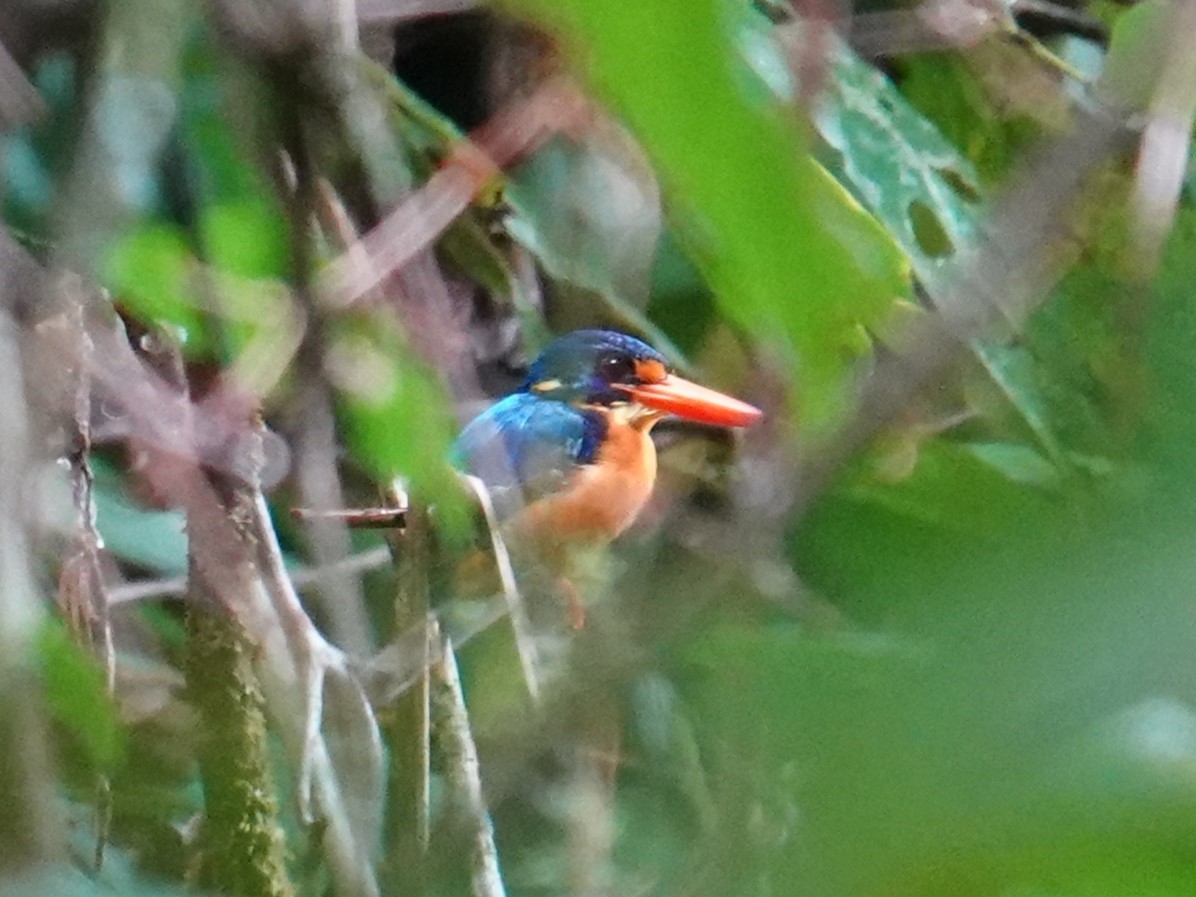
[274,101,381,658]
[109,304,383,897]
[108,545,394,605]
[847,0,1105,58]
[292,506,408,528]
[141,311,295,897]
[249,490,385,897]
[363,598,512,706]
[57,281,115,872]
[459,473,543,704]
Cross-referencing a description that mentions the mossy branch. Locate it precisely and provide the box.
[186,472,295,897]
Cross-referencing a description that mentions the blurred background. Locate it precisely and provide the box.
[2,0,1196,895]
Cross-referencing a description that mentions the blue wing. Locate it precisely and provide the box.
[453,394,606,518]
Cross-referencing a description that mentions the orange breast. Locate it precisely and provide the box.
[512,418,657,545]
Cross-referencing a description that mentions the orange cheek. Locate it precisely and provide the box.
[634,358,668,384]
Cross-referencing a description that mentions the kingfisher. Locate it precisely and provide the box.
[453,329,762,556]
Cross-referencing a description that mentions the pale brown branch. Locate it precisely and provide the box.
[0,299,60,875]
[0,35,44,129]
[318,78,589,310]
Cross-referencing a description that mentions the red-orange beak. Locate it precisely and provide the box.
[621,375,763,427]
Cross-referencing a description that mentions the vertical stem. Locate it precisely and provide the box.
[0,308,59,873]
[61,288,115,870]
[280,89,373,658]
[161,310,293,897]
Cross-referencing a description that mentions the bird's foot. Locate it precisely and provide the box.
[557,577,586,630]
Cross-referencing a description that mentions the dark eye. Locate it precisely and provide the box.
[598,353,636,382]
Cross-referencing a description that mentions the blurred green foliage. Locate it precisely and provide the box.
[4,0,1196,895]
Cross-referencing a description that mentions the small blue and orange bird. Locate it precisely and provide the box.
[453,330,762,558]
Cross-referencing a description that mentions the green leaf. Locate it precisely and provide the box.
[38,620,126,775]
[972,341,1068,466]
[795,435,1068,626]
[817,43,982,276]
[198,199,288,280]
[1102,0,1172,111]
[847,438,1057,533]
[821,47,1093,480]
[688,507,1196,896]
[506,136,661,310]
[964,441,1061,488]
[102,223,211,352]
[898,54,1038,186]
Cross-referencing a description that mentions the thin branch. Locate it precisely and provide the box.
[0,35,45,130]
[275,89,379,658]
[116,307,382,897]
[142,308,295,897]
[318,78,589,310]
[847,0,1105,58]
[249,490,385,897]
[1130,0,1196,269]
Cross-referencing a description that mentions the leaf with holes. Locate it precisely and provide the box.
[818,44,982,276]
[818,45,1095,482]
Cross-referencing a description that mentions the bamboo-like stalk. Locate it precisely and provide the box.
[381,483,433,895]
[430,626,508,897]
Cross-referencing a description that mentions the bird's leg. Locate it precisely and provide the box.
[556,576,586,630]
